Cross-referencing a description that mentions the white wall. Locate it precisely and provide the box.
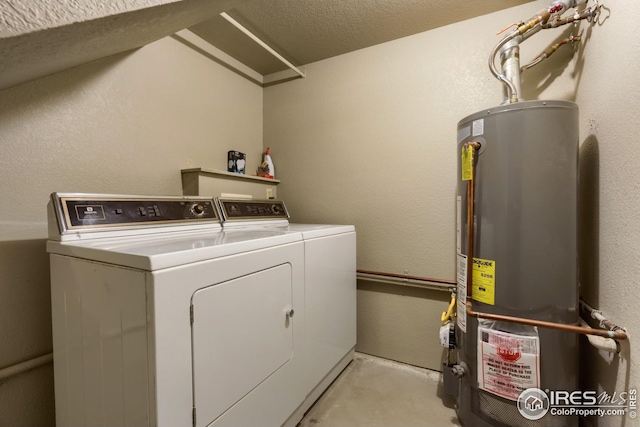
[265,0,639,415]
[0,35,263,426]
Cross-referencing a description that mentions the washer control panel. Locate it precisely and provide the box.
[52,193,219,232]
[217,199,289,222]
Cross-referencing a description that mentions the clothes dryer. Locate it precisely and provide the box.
[216,198,356,422]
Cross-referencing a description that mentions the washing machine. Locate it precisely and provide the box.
[47,193,306,427]
[215,198,356,422]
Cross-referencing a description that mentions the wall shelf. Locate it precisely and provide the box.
[181,168,279,199]
[182,168,280,184]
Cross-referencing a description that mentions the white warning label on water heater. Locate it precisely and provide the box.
[478,328,540,401]
[456,196,462,253]
[456,253,467,333]
[472,119,484,136]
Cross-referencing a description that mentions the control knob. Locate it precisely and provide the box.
[191,203,206,217]
[271,204,282,215]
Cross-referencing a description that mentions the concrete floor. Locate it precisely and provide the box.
[298,353,461,427]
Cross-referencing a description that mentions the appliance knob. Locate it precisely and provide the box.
[192,204,205,216]
[271,204,282,214]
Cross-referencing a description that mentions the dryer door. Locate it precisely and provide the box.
[191,264,294,427]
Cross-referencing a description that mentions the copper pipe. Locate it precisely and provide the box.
[463,143,628,341]
[541,8,595,29]
[466,302,628,340]
[544,35,581,56]
[496,22,519,35]
[521,36,581,71]
[465,142,481,301]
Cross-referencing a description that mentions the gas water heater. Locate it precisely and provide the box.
[450,1,604,426]
[456,101,579,427]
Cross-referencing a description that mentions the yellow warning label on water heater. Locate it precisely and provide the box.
[462,145,473,181]
[472,257,495,305]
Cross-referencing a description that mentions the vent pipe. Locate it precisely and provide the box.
[489,0,600,103]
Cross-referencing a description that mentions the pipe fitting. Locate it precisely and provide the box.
[467,141,481,150]
[579,318,621,353]
[518,11,552,34]
[451,363,468,378]
[549,0,587,14]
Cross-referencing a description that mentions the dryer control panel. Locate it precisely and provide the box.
[50,193,219,233]
[217,199,289,222]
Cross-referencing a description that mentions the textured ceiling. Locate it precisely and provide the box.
[190,0,535,76]
[0,0,536,91]
[0,0,243,91]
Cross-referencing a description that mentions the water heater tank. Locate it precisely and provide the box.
[455,100,579,427]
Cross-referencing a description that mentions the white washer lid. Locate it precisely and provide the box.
[47,228,302,271]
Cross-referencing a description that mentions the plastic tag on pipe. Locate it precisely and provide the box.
[462,145,473,181]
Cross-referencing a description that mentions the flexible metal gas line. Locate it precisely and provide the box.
[463,142,628,341]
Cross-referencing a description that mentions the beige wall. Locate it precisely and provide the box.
[2,0,639,425]
[572,2,640,426]
[0,36,263,426]
[264,2,580,279]
[265,0,640,412]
